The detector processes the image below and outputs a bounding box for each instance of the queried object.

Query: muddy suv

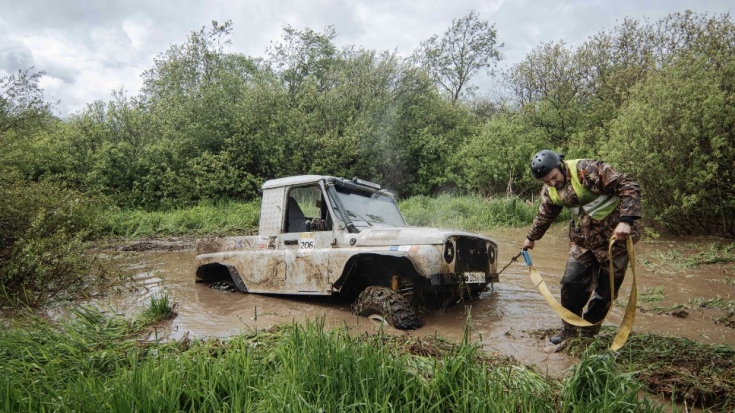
[195,175,499,329]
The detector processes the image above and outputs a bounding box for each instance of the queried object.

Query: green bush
[604,54,735,235]
[0,174,103,309]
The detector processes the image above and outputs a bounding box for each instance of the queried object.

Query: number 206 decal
[299,233,316,250]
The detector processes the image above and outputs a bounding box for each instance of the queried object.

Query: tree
[0,68,55,136]
[454,111,547,197]
[414,10,503,101]
[0,68,59,185]
[267,25,338,97]
[504,41,582,150]
[604,54,735,235]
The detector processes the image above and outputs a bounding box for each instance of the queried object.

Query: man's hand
[613,222,631,241]
[523,238,535,250]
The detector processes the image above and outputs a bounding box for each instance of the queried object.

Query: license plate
[463,272,486,284]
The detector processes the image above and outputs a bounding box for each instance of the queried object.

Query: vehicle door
[280,184,335,294]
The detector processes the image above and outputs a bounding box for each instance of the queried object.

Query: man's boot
[550,322,577,345]
[580,324,601,338]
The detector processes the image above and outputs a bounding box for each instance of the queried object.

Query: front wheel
[350,286,421,330]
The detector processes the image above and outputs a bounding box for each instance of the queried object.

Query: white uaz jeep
[195,175,499,329]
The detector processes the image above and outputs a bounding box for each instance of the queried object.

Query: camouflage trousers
[559,250,629,334]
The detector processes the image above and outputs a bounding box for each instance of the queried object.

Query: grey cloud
[0,40,35,72]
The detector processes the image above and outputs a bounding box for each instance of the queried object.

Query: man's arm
[524,186,563,249]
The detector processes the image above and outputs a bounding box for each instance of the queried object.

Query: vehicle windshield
[331,189,406,228]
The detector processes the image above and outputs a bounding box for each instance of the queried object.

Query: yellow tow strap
[529,236,637,351]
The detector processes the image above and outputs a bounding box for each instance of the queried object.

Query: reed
[140,293,177,323]
[2,307,677,413]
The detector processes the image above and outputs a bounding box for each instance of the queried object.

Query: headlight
[488,244,496,264]
[443,240,455,264]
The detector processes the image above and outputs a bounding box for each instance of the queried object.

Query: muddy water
[97,225,735,376]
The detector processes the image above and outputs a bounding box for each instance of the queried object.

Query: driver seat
[286,196,307,233]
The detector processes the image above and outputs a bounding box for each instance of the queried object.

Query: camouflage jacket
[527,159,642,262]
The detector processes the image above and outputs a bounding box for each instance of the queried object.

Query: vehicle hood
[352,226,495,247]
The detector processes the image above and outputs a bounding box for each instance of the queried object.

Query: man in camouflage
[522,150,642,344]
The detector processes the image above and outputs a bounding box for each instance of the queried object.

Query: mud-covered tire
[209,281,238,292]
[350,286,421,330]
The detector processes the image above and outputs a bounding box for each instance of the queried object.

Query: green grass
[647,241,735,269]
[639,286,665,304]
[685,241,735,267]
[1,307,690,413]
[140,293,177,323]
[398,194,566,231]
[95,195,557,240]
[564,329,735,411]
[690,296,735,312]
[562,345,657,412]
[97,200,261,238]
[619,285,665,308]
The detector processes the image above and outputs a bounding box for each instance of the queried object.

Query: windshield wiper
[365,213,396,226]
[346,210,373,226]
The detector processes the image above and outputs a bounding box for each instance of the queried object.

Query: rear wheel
[209,280,238,292]
[351,286,421,330]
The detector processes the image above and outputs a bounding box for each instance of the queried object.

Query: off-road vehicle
[195,175,499,329]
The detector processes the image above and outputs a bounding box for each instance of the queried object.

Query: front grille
[455,237,491,273]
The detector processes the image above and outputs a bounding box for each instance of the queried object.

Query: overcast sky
[1,0,732,118]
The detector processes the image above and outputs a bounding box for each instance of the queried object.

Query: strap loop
[529,236,637,351]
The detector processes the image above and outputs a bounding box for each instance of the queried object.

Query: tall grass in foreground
[563,345,659,412]
[565,329,735,411]
[1,307,683,413]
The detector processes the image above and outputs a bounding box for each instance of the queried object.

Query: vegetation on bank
[2,302,732,412]
[564,330,735,410]
[99,200,261,238]
[96,194,546,238]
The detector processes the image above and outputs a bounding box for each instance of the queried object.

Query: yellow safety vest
[548,159,620,221]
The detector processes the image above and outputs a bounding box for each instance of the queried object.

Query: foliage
[399,194,552,231]
[566,331,735,410]
[503,41,583,150]
[502,11,735,235]
[454,110,547,197]
[604,52,735,234]
[1,11,734,236]
[1,310,680,413]
[562,345,652,412]
[97,200,260,238]
[684,242,735,267]
[0,173,104,309]
[0,68,55,136]
[414,10,503,101]
[140,293,177,323]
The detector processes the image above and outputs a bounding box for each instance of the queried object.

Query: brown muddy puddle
[94,226,735,376]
